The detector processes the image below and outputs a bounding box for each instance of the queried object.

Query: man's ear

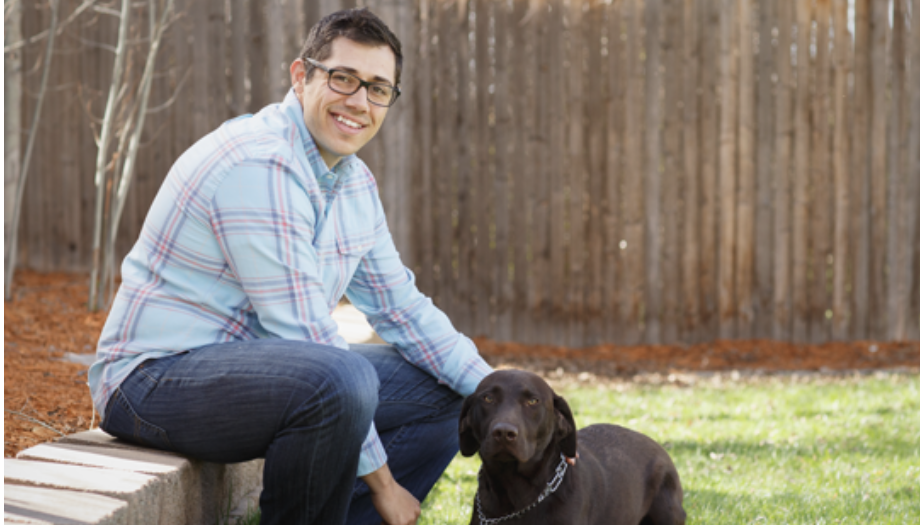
[553,393,577,458]
[458,395,480,457]
[290,59,306,95]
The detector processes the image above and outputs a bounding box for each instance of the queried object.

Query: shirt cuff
[441,335,494,396]
[357,422,388,477]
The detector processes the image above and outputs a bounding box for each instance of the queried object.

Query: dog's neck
[478,444,572,516]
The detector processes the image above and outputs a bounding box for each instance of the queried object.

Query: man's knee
[322,350,380,420]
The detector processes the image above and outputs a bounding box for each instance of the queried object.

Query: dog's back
[578,424,686,524]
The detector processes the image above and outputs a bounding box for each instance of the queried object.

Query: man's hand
[361,463,420,525]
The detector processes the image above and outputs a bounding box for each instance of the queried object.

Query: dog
[459,369,686,524]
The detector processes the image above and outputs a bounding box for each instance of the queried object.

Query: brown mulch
[5,270,919,459]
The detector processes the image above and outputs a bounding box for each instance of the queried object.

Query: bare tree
[4,0,59,300]
[88,0,176,311]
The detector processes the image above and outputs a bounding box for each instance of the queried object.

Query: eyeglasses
[305,58,400,108]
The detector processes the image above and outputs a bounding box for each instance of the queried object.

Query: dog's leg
[640,471,685,525]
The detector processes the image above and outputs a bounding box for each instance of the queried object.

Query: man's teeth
[335,115,362,129]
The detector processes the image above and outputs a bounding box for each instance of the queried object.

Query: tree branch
[4,0,96,54]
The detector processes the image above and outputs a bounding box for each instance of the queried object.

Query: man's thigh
[103,340,377,463]
[349,344,463,432]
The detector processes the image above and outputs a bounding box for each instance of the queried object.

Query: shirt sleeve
[210,161,388,476]
[345,193,494,399]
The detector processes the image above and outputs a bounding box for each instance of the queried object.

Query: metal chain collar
[475,454,569,525]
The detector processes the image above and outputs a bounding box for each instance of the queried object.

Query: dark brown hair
[300,8,403,86]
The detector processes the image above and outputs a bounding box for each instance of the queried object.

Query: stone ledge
[5,430,263,524]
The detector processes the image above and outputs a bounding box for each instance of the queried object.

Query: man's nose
[491,422,519,443]
[343,86,370,111]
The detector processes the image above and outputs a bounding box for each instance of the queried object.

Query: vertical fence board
[868,0,889,339]
[681,0,701,343]
[474,0,493,336]
[568,0,587,346]
[659,0,682,345]
[886,0,909,340]
[717,0,738,339]
[492,0,512,342]
[850,0,871,339]
[811,0,832,342]
[622,0,646,344]
[604,0,625,343]
[831,0,851,340]
[583,0,608,345]
[699,0,720,340]
[736,0,756,339]
[772,0,793,340]
[907,0,920,341]
[644,0,663,344]
[511,0,533,342]
[791,0,812,342]
[754,0,775,338]
[414,0,434,294]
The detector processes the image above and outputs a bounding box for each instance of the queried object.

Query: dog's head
[459,369,577,465]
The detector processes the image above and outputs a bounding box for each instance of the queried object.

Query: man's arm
[345,186,493,397]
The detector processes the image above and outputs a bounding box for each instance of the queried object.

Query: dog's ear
[458,394,480,456]
[553,394,578,458]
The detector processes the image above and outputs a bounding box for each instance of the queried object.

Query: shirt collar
[282,88,358,180]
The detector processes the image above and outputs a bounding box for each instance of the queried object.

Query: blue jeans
[100,341,463,524]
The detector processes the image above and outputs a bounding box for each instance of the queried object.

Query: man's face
[291,37,396,168]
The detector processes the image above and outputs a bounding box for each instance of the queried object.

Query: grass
[420,371,920,525]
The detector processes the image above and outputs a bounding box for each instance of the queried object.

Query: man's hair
[300,8,403,86]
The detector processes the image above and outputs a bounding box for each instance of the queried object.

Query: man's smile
[331,111,367,133]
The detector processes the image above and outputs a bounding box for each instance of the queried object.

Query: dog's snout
[491,422,519,443]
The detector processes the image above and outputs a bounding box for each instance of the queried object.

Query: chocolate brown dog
[459,369,685,524]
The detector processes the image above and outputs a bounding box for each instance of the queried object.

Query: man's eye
[332,73,354,85]
[371,85,389,96]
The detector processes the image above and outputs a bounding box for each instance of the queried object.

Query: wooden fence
[8,0,920,345]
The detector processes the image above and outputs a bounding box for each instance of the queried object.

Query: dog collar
[475,453,569,525]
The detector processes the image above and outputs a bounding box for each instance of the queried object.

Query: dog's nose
[491,423,519,442]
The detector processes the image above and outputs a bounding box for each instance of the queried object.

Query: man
[89,9,492,524]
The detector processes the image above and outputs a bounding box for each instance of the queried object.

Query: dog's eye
[483,394,494,404]
[526,398,540,406]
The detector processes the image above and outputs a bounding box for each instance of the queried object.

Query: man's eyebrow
[334,65,394,86]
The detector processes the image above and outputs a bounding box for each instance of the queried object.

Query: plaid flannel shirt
[89,89,492,476]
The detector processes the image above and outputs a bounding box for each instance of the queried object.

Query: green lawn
[420,372,920,525]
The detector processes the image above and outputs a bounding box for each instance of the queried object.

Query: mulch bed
[5,270,918,458]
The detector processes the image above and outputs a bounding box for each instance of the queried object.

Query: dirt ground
[5,270,919,459]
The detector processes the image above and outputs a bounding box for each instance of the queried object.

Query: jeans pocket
[102,387,174,451]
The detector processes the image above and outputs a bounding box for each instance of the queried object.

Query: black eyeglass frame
[304,57,401,108]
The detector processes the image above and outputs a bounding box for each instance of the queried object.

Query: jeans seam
[110,386,175,450]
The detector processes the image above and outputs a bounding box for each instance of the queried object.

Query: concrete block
[3,459,161,524]
[4,483,128,524]
[11,430,265,524]
[56,428,162,452]
[18,443,188,475]
[3,511,50,524]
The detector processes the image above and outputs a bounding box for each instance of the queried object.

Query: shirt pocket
[334,228,376,298]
